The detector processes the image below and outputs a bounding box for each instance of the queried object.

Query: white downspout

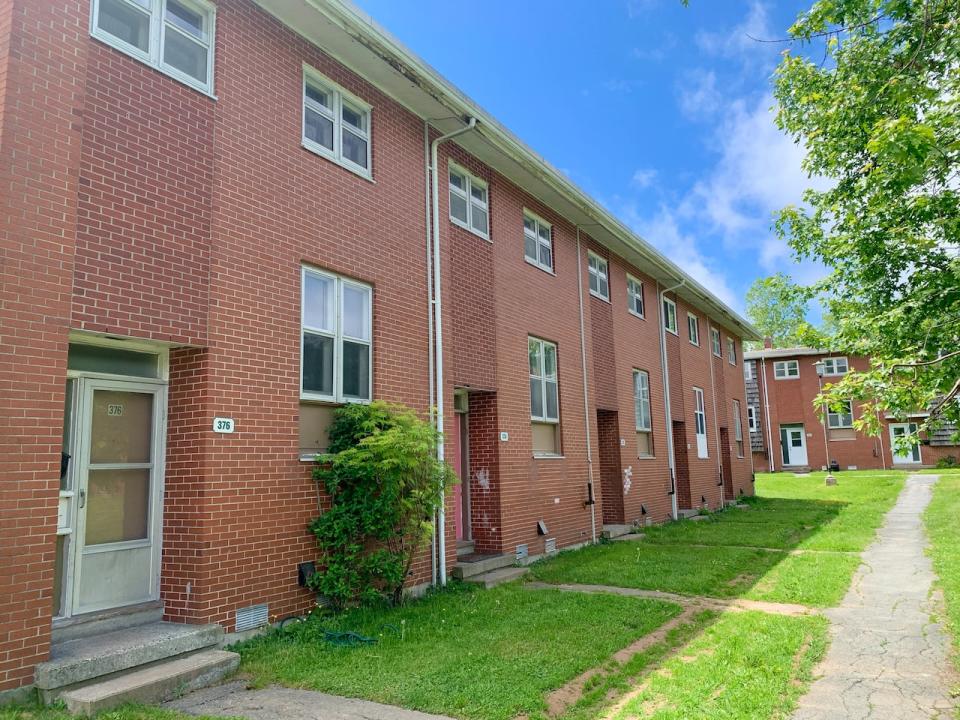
[877,409,888,470]
[424,120,437,586]
[761,356,776,472]
[707,324,723,508]
[430,117,477,586]
[658,278,685,520]
[575,228,597,543]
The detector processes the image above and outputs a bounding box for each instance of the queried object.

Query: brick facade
[0,0,756,692]
[747,349,959,472]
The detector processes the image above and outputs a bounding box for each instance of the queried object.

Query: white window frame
[587,251,609,301]
[529,337,559,424]
[733,399,744,457]
[302,65,373,180]
[663,297,678,335]
[747,405,758,432]
[687,313,700,346]
[774,360,800,379]
[744,361,753,381]
[90,0,216,96]
[827,400,855,429]
[626,275,645,318]
[711,327,721,356]
[823,357,849,376]
[523,210,553,273]
[633,370,652,432]
[727,337,737,365]
[694,387,708,458]
[448,162,490,240]
[300,266,373,404]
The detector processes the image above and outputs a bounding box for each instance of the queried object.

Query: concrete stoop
[601,524,632,539]
[611,532,646,542]
[452,553,514,580]
[36,620,237,715]
[463,566,529,589]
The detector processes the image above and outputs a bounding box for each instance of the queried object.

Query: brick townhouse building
[0,0,758,701]
[744,347,959,472]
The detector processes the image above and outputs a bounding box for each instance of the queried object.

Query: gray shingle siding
[745,360,765,452]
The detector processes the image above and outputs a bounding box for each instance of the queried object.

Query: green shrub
[935,455,958,469]
[309,402,453,609]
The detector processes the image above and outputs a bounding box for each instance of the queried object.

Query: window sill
[91,31,217,100]
[533,454,565,460]
[637,454,656,460]
[524,257,556,275]
[665,328,679,336]
[689,341,700,348]
[588,289,611,303]
[450,216,491,243]
[302,141,374,183]
[628,310,646,321]
[774,376,800,381]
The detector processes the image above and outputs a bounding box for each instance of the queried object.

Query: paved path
[792,474,956,720]
[166,680,457,720]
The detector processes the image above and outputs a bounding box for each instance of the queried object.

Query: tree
[309,402,452,608]
[744,273,816,349]
[771,0,960,442]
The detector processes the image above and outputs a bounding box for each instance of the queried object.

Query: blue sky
[353,0,823,315]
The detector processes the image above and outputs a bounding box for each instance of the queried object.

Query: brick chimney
[763,337,773,349]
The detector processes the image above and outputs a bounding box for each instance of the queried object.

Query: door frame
[889,422,922,464]
[58,337,169,620]
[779,424,808,467]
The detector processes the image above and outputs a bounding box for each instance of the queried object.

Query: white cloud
[631,168,657,189]
[626,0,660,19]
[677,69,722,119]
[695,1,774,61]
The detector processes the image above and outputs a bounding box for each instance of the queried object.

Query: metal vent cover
[516,544,529,561]
[544,538,557,555]
[235,603,269,633]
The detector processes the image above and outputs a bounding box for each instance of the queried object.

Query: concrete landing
[462,566,529,589]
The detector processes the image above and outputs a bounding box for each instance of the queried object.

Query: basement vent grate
[235,603,269,633]
[516,544,529,562]
[544,538,557,555]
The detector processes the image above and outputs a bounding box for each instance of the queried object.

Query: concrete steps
[611,532,646,542]
[453,553,514,580]
[456,540,475,557]
[52,601,163,643]
[601,524,632,539]
[463,566,529,589]
[58,649,239,716]
[37,619,237,713]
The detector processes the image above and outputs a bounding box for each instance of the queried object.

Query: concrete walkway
[792,474,956,720]
[166,680,456,720]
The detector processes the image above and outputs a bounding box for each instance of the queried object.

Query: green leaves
[309,401,452,609]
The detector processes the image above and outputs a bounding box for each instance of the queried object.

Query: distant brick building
[744,347,959,472]
[0,0,757,697]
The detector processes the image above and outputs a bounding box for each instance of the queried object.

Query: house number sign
[107,404,124,416]
[213,417,235,434]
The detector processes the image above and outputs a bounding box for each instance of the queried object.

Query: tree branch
[892,349,960,370]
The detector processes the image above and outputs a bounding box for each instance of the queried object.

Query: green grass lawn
[530,471,905,607]
[0,705,220,720]
[237,584,680,720]
[607,611,828,720]
[924,472,960,683]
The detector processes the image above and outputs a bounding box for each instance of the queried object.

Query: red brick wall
[718,329,753,498]
[467,391,502,554]
[0,0,87,693]
[597,410,624,524]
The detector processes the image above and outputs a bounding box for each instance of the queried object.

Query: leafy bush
[308,402,452,608]
[935,456,958,469]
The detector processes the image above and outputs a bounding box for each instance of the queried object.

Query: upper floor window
[744,361,753,382]
[747,405,758,432]
[774,360,799,379]
[711,327,721,356]
[523,211,553,272]
[587,252,609,300]
[626,275,645,318]
[92,0,216,94]
[663,297,678,335]
[301,266,372,403]
[823,357,849,376]
[827,400,854,429]
[687,313,700,346]
[303,67,372,178]
[727,337,737,365]
[449,164,489,239]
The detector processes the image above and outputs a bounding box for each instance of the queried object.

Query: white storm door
[782,426,808,466]
[890,423,921,464]
[72,378,166,614]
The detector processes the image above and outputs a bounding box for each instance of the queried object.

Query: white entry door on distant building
[779,424,808,467]
[889,423,922,464]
